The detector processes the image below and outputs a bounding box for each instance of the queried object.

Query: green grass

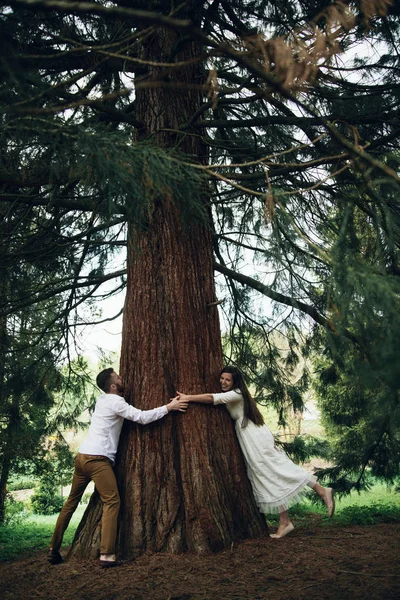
[0,505,86,561]
[267,482,400,527]
[331,482,400,508]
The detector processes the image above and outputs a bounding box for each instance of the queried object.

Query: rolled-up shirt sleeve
[110,397,168,424]
[212,390,243,405]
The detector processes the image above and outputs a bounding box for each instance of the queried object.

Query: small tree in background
[31,435,76,515]
[31,480,64,516]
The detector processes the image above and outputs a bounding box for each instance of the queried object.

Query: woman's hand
[167,396,189,412]
[175,391,190,402]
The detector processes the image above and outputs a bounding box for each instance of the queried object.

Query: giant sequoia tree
[1,0,400,557]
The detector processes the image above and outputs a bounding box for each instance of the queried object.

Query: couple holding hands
[48,366,334,568]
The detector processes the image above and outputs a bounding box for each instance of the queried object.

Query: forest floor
[1,520,399,600]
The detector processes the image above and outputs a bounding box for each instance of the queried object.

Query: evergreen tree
[0,201,92,522]
[1,0,399,555]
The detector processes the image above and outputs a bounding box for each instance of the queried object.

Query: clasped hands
[167,391,189,412]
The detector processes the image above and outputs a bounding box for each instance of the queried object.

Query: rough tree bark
[70,14,267,559]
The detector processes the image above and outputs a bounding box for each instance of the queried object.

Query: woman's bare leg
[312,482,335,517]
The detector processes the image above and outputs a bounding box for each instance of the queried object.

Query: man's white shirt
[79,393,168,462]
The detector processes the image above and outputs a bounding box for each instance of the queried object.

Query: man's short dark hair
[96,368,115,392]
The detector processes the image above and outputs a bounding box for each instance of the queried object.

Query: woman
[175,365,334,538]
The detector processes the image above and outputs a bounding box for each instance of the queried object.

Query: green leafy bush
[30,481,64,515]
[3,496,30,525]
[8,478,38,492]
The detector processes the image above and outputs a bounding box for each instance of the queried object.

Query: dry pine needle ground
[1,523,399,600]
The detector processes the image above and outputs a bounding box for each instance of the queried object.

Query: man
[48,368,188,568]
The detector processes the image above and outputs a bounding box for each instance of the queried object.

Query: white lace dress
[213,389,317,514]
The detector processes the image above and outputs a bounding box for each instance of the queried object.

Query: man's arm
[111,396,188,424]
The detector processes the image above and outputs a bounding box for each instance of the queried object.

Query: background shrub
[3,496,30,525]
[8,478,38,492]
[30,481,64,515]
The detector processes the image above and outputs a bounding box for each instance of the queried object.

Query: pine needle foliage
[2,119,207,226]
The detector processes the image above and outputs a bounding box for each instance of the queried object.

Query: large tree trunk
[70,14,267,559]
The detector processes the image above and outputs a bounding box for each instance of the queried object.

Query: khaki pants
[50,453,120,555]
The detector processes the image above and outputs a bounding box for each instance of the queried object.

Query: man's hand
[167,396,189,412]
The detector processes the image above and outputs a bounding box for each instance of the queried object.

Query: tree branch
[213,261,358,344]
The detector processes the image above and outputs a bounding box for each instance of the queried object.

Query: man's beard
[116,384,125,396]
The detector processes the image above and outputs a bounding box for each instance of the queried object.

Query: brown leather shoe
[47,549,63,565]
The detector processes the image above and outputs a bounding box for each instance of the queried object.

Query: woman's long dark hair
[220,366,264,428]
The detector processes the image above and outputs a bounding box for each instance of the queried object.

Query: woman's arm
[175,391,214,404]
